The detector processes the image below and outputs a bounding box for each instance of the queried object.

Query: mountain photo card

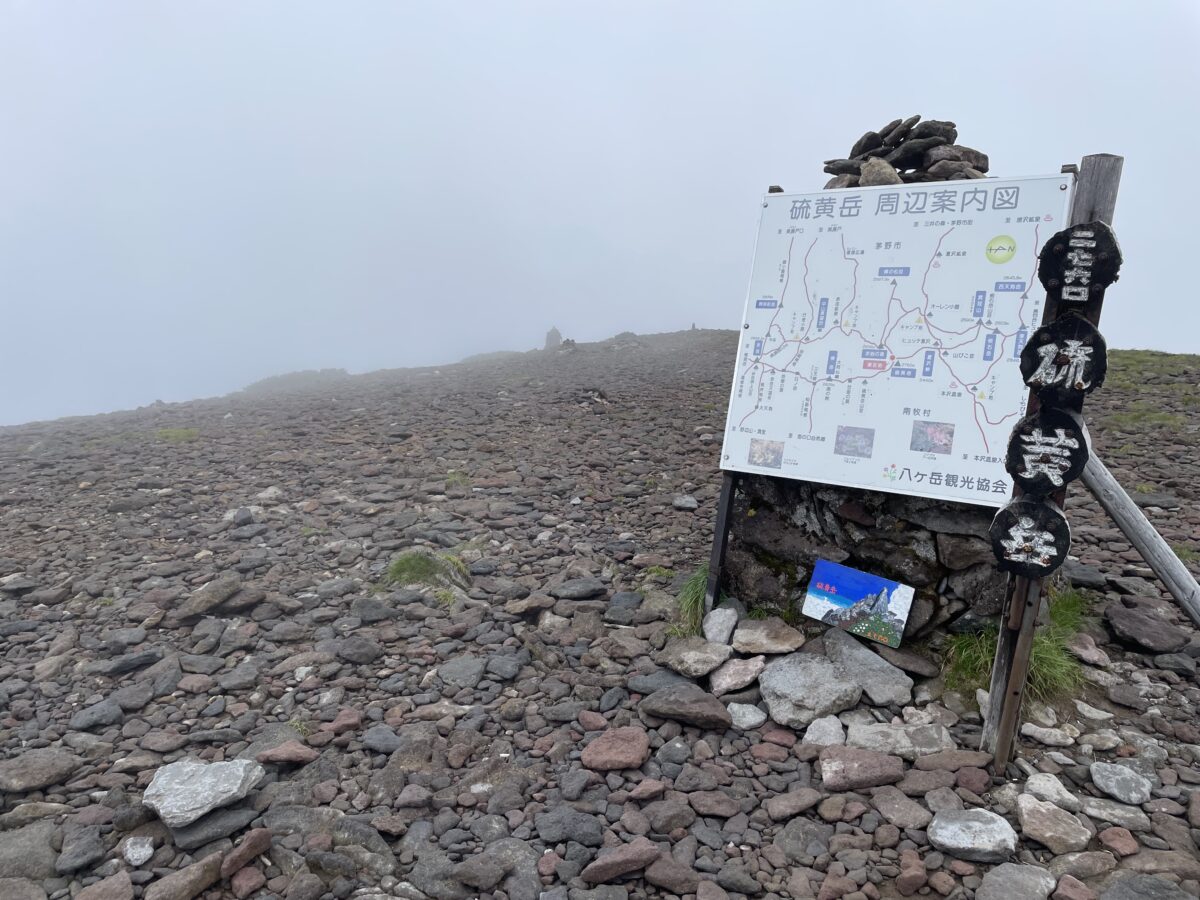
[802,559,914,648]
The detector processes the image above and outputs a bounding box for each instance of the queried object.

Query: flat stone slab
[142,758,265,828]
[731,617,806,655]
[927,809,1017,862]
[658,637,731,678]
[1091,761,1152,805]
[824,628,913,705]
[818,746,904,791]
[0,750,82,793]
[709,656,764,696]
[581,727,651,771]
[975,863,1055,900]
[639,684,731,730]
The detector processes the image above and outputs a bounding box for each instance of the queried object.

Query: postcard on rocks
[802,559,914,648]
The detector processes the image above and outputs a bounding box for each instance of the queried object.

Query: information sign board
[720,174,1074,507]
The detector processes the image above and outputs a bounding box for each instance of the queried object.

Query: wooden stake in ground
[982,154,1124,768]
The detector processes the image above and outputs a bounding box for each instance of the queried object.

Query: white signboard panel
[720,174,1074,507]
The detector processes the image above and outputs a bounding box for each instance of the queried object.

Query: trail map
[720,174,1074,507]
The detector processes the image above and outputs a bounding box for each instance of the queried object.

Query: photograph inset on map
[911,420,955,455]
[747,438,784,469]
[834,426,875,459]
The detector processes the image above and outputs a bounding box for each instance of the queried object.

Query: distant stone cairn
[544,326,562,350]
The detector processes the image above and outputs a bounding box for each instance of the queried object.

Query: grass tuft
[385,551,449,586]
[943,584,1091,705]
[445,471,471,488]
[671,564,708,637]
[156,427,199,443]
[642,565,675,580]
[1172,543,1197,564]
[383,549,470,592]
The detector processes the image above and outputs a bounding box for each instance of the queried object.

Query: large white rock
[143,758,265,828]
[658,636,731,678]
[1079,796,1150,832]
[1090,761,1152,805]
[1019,722,1078,746]
[727,703,768,730]
[1016,794,1091,854]
[758,653,861,728]
[702,607,739,645]
[1023,772,1082,812]
[803,715,846,747]
[709,656,765,696]
[823,629,913,706]
[927,809,1018,863]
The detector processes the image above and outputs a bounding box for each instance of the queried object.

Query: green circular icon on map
[986,235,1017,264]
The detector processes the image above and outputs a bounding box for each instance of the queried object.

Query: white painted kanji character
[1030,340,1093,390]
[1018,427,1080,487]
[1000,515,1057,567]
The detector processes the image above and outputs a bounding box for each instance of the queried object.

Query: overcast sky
[1,2,1197,426]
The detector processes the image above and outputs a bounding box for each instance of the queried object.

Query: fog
[1,1,1197,426]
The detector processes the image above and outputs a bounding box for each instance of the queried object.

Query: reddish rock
[897,848,927,896]
[256,741,320,765]
[1053,874,1096,900]
[646,856,701,894]
[578,710,607,731]
[765,788,822,821]
[817,872,858,900]
[928,871,956,896]
[371,815,408,836]
[177,674,213,694]
[689,791,740,817]
[221,828,273,879]
[581,727,650,771]
[762,726,797,747]
[1099,826,1139,857]
[321,708,361,734]
[143,853,222,900]
[956,766,991,794]
[231,866,266,899]
[913,749,992,772]
[874,823,901,848]
[537,851,561,876]
[818,746,905,790]
[897,769,956,795]
[628,779,666,801]
[751,742,789,762]
[580,836,660,882]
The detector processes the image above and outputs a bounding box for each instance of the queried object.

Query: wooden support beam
[1081,454,1200,627]
[983,577,1042,766]
[705,472,738,612]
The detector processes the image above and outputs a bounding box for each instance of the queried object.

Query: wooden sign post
[981,154,1124,767]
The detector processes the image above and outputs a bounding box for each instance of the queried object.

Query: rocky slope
[0,330,1196,900]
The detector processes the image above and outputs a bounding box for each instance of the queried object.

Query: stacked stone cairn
[822,115,990,189]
